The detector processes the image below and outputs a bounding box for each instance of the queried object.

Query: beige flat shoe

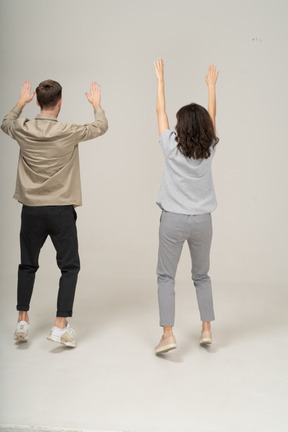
[200,329,212,345]
[155,334,177,354]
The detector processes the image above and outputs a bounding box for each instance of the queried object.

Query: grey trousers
[157,211,215,326]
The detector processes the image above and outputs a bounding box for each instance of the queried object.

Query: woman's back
[157,129,217,215]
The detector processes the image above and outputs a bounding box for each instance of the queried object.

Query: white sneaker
[47,321,77,348]
[14,320,29,342]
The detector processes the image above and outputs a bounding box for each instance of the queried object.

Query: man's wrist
[16,101,25,109]
[92,103,101,109]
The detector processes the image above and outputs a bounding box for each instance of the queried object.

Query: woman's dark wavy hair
[175,103,219,159]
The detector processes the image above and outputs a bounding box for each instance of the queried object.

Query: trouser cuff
[56,311,72,318]
[17,306,30,311]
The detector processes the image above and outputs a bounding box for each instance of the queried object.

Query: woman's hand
[154,57,165,82]
[205,65,219,87]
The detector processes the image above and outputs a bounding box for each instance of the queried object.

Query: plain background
[1,0,288,290]
[0,0,287,286]
[0,1,287,431]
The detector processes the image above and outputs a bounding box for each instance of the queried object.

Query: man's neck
[41,108,59,117]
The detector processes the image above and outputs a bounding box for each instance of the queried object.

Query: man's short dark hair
[36,80,62,109]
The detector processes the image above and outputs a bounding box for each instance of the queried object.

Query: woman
[154,58,219,354]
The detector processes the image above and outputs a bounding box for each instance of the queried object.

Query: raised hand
[205,65,219,87]
[85,82,101,109]
[154,57,169,134]
[205,65,219,131]
[154,57,165,82]
[17,81,35,109]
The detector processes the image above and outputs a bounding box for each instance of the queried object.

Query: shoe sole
[47,335,76,348]
[61,340,77,348]
[155,343,177,354]
[200,338,212,345]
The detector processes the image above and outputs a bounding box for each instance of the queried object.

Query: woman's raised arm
[154,57,170,136]
[205,64,219,131]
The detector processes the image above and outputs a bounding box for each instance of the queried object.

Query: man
[1,79,108,348]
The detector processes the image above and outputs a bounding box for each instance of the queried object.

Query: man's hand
[154,57,165,82]
[85,82,101,109]
[205,65,219,87]
[17,81,35,109]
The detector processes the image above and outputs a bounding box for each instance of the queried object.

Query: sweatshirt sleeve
[1,105,23,139]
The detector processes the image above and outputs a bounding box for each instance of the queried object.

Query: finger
[28,92,35,102]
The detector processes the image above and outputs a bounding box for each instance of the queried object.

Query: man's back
[1,103,108,206]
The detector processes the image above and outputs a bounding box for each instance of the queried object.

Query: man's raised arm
[1,80,35,137]
[79,81,108,141]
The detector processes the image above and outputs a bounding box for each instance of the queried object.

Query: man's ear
[58,99,62,108]
[36,98,40,107]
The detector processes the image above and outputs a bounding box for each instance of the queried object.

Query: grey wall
[1,0,287,289]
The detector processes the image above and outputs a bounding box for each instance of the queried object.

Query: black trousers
[17,205,80,317]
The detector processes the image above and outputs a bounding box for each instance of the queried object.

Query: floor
[0,271,287,432]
